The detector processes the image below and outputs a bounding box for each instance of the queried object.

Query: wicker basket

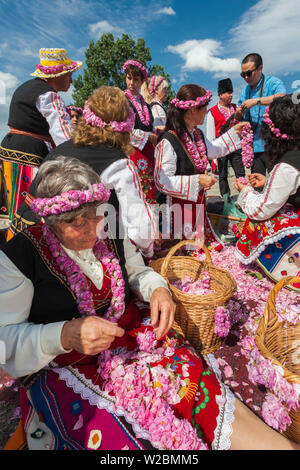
[255,276,300,444]
[150,240,237,355]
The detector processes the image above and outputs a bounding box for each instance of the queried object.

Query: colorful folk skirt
[19,306,235,451]
[235,205,300,290]
[129,141,156,204]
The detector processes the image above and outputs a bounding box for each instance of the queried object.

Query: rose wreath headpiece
[122,59,148,80]
[82,101,135,133]
[30,183,111,217]
[263,106,296,140]
[149,76,165,97]
[171,90,212,109]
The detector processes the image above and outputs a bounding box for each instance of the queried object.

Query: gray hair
[35,156,102,229]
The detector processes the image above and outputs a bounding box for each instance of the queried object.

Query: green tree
[72,33,175,107]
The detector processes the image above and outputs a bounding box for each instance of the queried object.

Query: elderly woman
[141,75,169,133]
[0,157,299,451]
[234,94,300,289]
[12,86,157,258]
[154,84,247,247]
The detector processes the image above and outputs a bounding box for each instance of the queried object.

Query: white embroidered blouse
[237,162,300,221]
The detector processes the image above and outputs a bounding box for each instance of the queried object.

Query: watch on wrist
[256,98,261,106]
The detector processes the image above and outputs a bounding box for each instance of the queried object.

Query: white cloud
[167,39,240,76]
[89,20,124,38]
[0,72,19,104]
[157,7,175,15]
[229,0,300,75]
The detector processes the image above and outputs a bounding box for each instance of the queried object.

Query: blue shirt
[238,75,286,153]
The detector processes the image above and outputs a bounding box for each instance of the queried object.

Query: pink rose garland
[181,128,209,173]
[124,89,151,126]
[241,123,254,168]
[42,224,125,321]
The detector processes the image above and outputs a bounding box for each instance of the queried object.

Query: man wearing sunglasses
[236,53,286,176]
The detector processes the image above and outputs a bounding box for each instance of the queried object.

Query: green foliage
[72,33,175,107]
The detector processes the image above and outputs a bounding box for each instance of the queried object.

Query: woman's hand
[233,178,248,192]
[198,171,218,190]
[233,121,249,135]
[61,316,125,355]
[150,287,176,340]
[248,173,267,188]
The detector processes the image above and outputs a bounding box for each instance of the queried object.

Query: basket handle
[160,239,212,278]
[263,275,300,325]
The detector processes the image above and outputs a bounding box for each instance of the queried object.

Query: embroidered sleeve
[0,251,69,377]
[100,159,157,257]
[154,139,199,202]
[204,127,241,159]
[206,111,216,141]
[130,128,149,150]
[151,104,167,129]
[36,91,73,146]
[124,238,169,302]
[237,163,300,220]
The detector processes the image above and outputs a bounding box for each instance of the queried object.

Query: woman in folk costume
[234,95,300,290]
[0,48,81,239]
[123,60,158,204]
[14,86,157,258]
[141,75,169,133]
[1,157,299,451]
[154,84,247,248]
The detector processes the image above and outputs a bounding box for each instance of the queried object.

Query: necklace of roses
[42,224,125,322]
[181,128,209,173]
[124,89,151,126]
[218,103,235,122]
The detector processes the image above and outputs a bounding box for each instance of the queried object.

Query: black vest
[1,226,130,325]
[279,150,300,208]
[127,100,153,132]
[12,140,128,232]
[160,130,208,176]
[8,78,56,135]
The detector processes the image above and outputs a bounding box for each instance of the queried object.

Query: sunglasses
[240,66,259,79]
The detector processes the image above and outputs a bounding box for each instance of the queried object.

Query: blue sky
[1,0,300,139]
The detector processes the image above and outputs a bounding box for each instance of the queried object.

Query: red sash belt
[9,127,55,148]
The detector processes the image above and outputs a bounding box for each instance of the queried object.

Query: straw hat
[31,48,82,79]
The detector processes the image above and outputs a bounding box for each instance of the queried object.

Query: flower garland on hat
[263,106,296,140]
[124,89,151,126]
[30,183,111,217]
[171,91,212,110]
[82,101,135,133]
[181,128,209,173]
[123,60,148,80]
[42,223,125,321]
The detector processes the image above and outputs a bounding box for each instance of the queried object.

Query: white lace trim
[52,366,152,442]
[235,227,300,265]
[205,353,236,451]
